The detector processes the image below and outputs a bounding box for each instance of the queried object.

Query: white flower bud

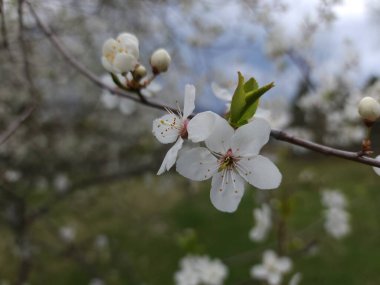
[134,65,147,78]
[150,48,171,73]
[358,96,380,122]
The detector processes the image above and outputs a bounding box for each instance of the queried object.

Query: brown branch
[26,2,380,169]
[0,104,36,145]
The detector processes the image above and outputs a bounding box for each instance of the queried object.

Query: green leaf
[236,82,275,126]
[229,72,246,124]
[243,77,258,93]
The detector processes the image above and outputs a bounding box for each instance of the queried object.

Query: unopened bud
[358,96,380,122]
[134,65,147,80]
[150,48,171,74]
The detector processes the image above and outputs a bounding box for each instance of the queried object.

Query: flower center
[218,149,236,171]
[180,119,189,139]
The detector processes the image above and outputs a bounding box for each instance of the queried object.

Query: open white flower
[324,207,351,239]
[321,189,347,209]
[174,255,228,285]
[101,32,139,74]
[249,204,272,242]
[176,115,282,213]
[250,250,292,285]
[152,85,218,175]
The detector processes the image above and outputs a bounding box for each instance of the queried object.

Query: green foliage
[228,72,274,128]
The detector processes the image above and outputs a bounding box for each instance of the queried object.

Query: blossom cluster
[152,85,282,212]
[249,203,272,242]
[174,255,228,285]
[321,189,351,239]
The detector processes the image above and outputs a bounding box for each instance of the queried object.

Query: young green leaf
[229,72,246,124]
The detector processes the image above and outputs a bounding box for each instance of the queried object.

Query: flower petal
[183,84,196,118]
[267,272,282,285]
[372,155,380,176]
[210,170,245,213]
[101,56,114,73]
[119,99,137,115]
[263,250,277,267]
[113,52,137,73]
[211,82,232,101]
[231,117,271,156]
[176,147,218,181]
[250,265,268,279]
[101,92,119,109]
[152,114,181,144]
[157,138,183,175]
[187,111,218,143]
[205,115,234,153]
[276,257,292,273]
[237,155,282,189]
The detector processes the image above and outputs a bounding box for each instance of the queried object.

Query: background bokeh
[1,0,380,284]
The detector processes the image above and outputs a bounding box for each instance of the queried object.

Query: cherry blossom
[152,85,218,175]
[250,250,292,285]
[176,115,282,212]
[249,204,272,242]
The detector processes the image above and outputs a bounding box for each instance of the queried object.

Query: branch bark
[26,2,380,168]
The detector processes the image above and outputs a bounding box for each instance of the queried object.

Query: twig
[26,2,380,168]
[0,104,36,145]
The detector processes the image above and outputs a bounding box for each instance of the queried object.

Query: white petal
[210,170,245,213]
[102,38,119,56]
[231,117,271,156]
[372,155,380,176]
[211,82,233,101]
[187,111,218,143]
[263,250,277,266]
[157,138,183,175]
[176,147,218,181]
[250,265,268,279]
[289,273,302,285]
[101,56,114,73]
[267,272,282,285]
[276,257,292,273]
[113,52,137,73]
[117,32,139,46]
[205,115,234,153]
[183,84,196,118]
[237,155,282,189]
[152,114,181,144]
[119,99,137,115]
[101,92,119,109]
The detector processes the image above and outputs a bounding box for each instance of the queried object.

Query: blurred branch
[27,161,160,223]
[0,103,36,145]
[0,0,10,51]
[27,2,380,168]
[18,0,38,100]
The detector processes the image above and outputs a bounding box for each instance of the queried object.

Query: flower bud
[150,48,171,73]
[134,65,147,79]
[358,96,380,122]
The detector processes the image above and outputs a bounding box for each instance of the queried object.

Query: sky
[164,0,380,111]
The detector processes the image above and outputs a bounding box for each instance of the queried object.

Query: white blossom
[174,255,228,285]
[250,250,292,285]
[89,278,105,285]
[321,189,351,239]
[152,85,218,175]
[249,204,272,242]
[176,115,281,213]
[101,32,139,74]
[54,174,70,193]
[4,170,21,182]
[289,272,302,285]
[358,96,380,121]
[150,48,171,73]
[100,74,137,115]
[59,226,76,243]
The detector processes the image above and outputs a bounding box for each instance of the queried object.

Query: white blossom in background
[250,250,292,285]
[152,85,219,175]
[289,272,302,285]
[177,116,281,213]
[211,82,232,111]
[89,278,105,285]
[321,189,350,239]
[249,204,272,242]
[4,170,22,182]
[174,255,228,285]
[94,234,109,249]
[101,32,139,74]
[100,74,137,115]
[53,173,71,193]
[59,226,76,243]
[298,169,315,183]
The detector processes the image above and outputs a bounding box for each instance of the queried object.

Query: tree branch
[26,2,380,168]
